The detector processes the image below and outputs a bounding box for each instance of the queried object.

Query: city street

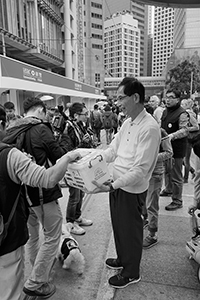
[23,133,200,300]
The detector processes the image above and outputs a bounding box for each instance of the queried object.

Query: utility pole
[190,71,193,97]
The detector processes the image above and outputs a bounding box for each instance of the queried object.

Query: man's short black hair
[118,77,145,103]
[4,101,15,110]
[94,104,98,109]
[0,105,6,129]
[23,97,46,114]
[69,102,84,118]
[166,88,181,99]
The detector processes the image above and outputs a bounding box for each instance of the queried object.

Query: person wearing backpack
[3,98,71,298]
[0,104,80,300]
[90,104,102,145]
[102,105,114,145]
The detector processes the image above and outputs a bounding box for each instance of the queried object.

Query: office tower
[104,11,140,78]
[147,6,154,76]
[83,0,104,89]
[105,0,148,76]
[152,6,174,77]
[174,8,200,49]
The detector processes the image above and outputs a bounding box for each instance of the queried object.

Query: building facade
[174,8,200,49]
[0,0,106,112]
[104,12,140,78]
[83,0,104,90]
[152,6,174,77]
[104,0,148,76]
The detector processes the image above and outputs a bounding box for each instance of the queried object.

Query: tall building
[104,11,140,78]
[104,0,148,76]
[152,7,174,77]
[83,0,104,89]
[174,8,200,49]
[147,6,154,76]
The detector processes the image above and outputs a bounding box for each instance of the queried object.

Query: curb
[96,233,116,300]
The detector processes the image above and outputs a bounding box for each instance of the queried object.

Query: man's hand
[84,180,111,194]
[66,150,81,163]
[167,133,174,141]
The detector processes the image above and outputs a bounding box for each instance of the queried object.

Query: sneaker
[160,190,172,197]
[70,223,86,235]
[143,235,158,249]
[108,273,141,289]
[23,283,56,298]
[143,219,149,229]
[75,217,93,226]
[105,258,123,270]
[165,202,183,211]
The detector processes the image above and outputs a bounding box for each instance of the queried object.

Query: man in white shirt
[88,77,160,289]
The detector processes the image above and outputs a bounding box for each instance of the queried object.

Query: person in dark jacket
[0,104,80,300]
[3,98,71,298]
[160,88,189,210]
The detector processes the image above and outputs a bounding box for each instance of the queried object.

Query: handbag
[0,186,21,247]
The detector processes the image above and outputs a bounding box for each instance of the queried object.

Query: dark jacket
[0,145,29,256]
[64,118,94,150]
[3,117,70,206]
[161,105,187,158]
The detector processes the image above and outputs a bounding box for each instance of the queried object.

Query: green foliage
[165,60,200,98]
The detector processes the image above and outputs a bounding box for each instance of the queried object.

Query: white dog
[57,223,85,275]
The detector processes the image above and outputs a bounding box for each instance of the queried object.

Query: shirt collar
[130,109,146,125]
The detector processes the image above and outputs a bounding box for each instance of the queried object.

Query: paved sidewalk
[96,179,200,300]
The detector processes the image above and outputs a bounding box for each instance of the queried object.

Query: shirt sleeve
[173,112,189,140]
[7,148,50,188]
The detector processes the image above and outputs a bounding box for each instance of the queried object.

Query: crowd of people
[1,79,200,298]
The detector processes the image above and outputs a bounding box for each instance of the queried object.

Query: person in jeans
[86,77,160,289]
[0,104,80,300]
[160,88,189,210]
[181,98,199,183]
[143,128,173,248]
[3,98,70,298]
[64,102,93,235]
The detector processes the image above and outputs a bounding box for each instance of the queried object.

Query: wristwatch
[107,181,115,192]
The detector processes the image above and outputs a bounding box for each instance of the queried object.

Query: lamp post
[190,71,193,97]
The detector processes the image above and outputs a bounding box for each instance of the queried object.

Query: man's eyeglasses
[116,95,128,101]
[78,112,88,116]
[165,96,178,100]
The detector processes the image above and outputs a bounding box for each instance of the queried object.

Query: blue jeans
[66,186,84,223]
[164,157,183,205]
[143,174,163,233]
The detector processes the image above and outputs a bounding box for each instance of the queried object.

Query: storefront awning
[0,55,106,100]
[138,0,200,7]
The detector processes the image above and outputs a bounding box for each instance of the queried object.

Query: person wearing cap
[0,104,80,299]
[3,97,71,298]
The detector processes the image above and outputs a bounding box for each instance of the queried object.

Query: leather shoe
[165,202,183,211]
[160,190,172,197]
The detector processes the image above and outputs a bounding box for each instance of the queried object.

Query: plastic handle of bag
[88,154,103,168]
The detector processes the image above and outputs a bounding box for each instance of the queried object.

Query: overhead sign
[0,55,106,99]
[138,0,200,8]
